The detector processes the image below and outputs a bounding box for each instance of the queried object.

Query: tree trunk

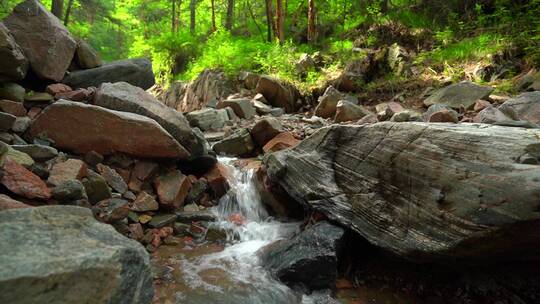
[190,0,196,34]
[264,0,274,42]
[172,0,176,32]
[63,0,74,26]
[275,0,284,43]
[51,0,64,20]
[307,0,316,43]
[211,0,216,32]
[225,0,234,30]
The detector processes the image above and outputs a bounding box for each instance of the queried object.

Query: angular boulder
[75,39,102,69]
[261,221,345,290]
[3,0,76,81]
[1,158,51,200]
[334,100,371,123]
[28,100,189,159]
[217,99,256,119]
[63,58,155,90]
[423,81,494,109]
[185,108,229,131]
[212,128,255,157]
[94,82,200,156]
[0,22,28,82]
[315,86,358,119]
[154,170,191,210]
[498,91,540,124]
[256,76,301,113]
[265,122,540,262]
[179,69,234,112]
[0,206,153,303]
[473,106,513,124]
[250,118,283,148]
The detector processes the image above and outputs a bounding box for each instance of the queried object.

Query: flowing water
[153,157,315,303]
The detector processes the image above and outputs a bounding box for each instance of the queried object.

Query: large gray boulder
[63,58,155,90]
[94,82,202,156]
[423,81,494,109]
[185,107,229,131]
[499,91,540,124]
[265,122,540,262]
[3,0,76,81]
[0,206,153,304]
[0,22,28,82]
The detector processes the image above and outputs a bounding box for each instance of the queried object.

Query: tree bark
[211,0,216,32]
[51,0,64,20]
[307,0,316,43]
[275,0,284,43]
[172,0,176,32]
[264,0,274,42]
[63,0,74,26]
[190,0,196,34]
[225,0,234,30]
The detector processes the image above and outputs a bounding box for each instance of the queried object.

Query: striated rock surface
[0,206,153,304]
[0,22,28,82]
[423,81,494,109]
[28,100,189,159]
[265,122,540,262]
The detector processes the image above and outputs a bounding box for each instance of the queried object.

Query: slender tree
[264,0,274,42]
[63,0,74,26]
[211,0,216,32]
[307,0,316,43]
[275,0,284,43]
[51,0,64,20]
[225,0,234,30]
[172,0,176,32]
[189,0,196,33]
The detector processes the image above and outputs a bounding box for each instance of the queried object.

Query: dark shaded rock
[178,154,217,176]
[0,112,16,131]
[251,118,283,148]
[148,213,178,228]
[0,99,26,117]
[185,107,229,131]
[0,206,153,304]
[175,210,217,223]
[94,82,200,156]
[217,99,256,119]
[261,221,345,290]
[423,81,494,109]
[3,0,76,81]
[185,179,209,205]
[63,58,155,90]
[52,180,88,203]
[75,39,102,69]
[0,22,28,82]
[28,100,189,158]
[212,128,255,157]
[256,76,301,113]
[11,144,58,161]
[265,122,540,262]
[96,164,128,194]
[92,198,129,223]
[82,170,112,205]
[0,82,24,102]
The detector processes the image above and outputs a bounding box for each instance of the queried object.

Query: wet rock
[131,191,159,212]
[334,100,371,123]
[148,213,178,228]
[176,210,217,223]
[185,107,229,131]
[92,198,130,223]
[0,194,31,210]
[154,170,191,209]
[94,82,199,156]
[52,180,88,203]
[263,132,300,153]
[265,122,540,261]
[63,58,155,90]
[96,164,128,194]
[213,128,255,157]
[498,91,540,124]
[185,179,209,205]
[47,159,87,187]
[0,22,28,82]
[0,112,16,131]
[423,81,494,109]
[473,106,513,124]
[28,100,189,158]
[1,158,51,200]
[11,144,58,161]
[0,206,153,303]
[0,82,25,102]
[82,170,112,205]
[204,163,229,198]
[261,221,345,290]
[315,86,357,119]
[3,0,76,81]
[0,99,26,117]
[217,99,256,119]
[178,154,217,176]
[75,39,102,69]
[251,118,283,148]
[11,116,31,133]
[256,76,301,113]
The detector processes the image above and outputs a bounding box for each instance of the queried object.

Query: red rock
[46,83,72,95]
[131,191,159,212]
[159,227,174,238]
[428,109,459,123]
[203,163,229,198]
[27,100,190,159]
[55,88,91,101]
[385,101,405,116]
[27,107,42,119]
[154,170,191,209]
[0,99,26,116]
[473,99,492,112]
[151,232,162,248]
[262,132,301,153]
[48,159,87,186]
[0,194,32,210]
[0,158,51,200]
[228,213,246,226]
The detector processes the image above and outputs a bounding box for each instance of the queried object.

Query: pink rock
[1,158,51,200]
